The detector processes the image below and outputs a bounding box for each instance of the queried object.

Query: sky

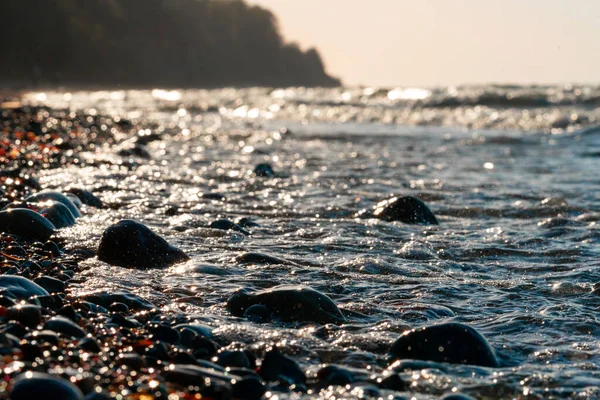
[248,0,600,87]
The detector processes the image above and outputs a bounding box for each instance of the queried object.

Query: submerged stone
[209,219,250,235]
[97,219,189,269]
[11,372,84,400]
[366,196,438,225]
[0,208,55,242]
[254,163,275,177]
[39,201,77,228]
[26,191,82,218]
[0,275,50,301]
[236,252,286,265]
[389,322,499,367]
[227,285,346,324]
[81,290,156,310]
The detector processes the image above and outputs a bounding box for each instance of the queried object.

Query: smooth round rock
[34,276,67,294]
[370,196,438,225]
[64,187,103,208]
[0,275,50,300]
[11,372,84,400]
[389,322,499,367]
[209,219,250,235]
[227,285,346,325]
[7,304,43,327]
[236,252,285,265]
[259,348,306,389]
[440,394,477,400]
[0,209,55,242]
[26,191,82,218]
[97,219,189,269]
[39,201,77,228]
[44,316,86,338]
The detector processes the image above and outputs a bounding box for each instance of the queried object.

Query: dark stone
[11,372,85,400]
[216,350,251,369]
[81,290,156,310]
[0,275,49,300]
[209,219,250,235]
[43,241,62,257]
[150,323,180,344]
[367,196,438,225]
[57,305,80,322]
[145,342,170,362]
[107,314,140,329]
[0,295,16,307]
[78,337,102,353]
[317,365,355,387]
[232,377,266,400]
[97,220,189,269]
[236,252,285,265]
[227,285,346,325]
[243,304,271,323]
[378,373,407,391]
[389,322,499,367]
[259,348,306,390]
[34,276,67,294]
[26,191,82,218]
[44,316,86,338]
[64,188,103,208]
[7,304,42,327]
[117,353,146,370]
[20,342,44,361]
[24,330,60,345]
[4,245,26,257]
[118,144,151,159]
[109,302,129,313]
[0,209,55,242]
[65,194,83,209]
[236,217,260,228]
[39,201,77,228]
[161,364,236,389]
[254,163,275,177]
[174,323,213,339]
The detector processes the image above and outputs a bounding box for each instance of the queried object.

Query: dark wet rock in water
[378,373,407,391]
[259,348,306,390]
[65,187,103,208]
[363,196,439,225]
[236,252,286,265]
[11,372,84,400]
[316,365,355,387]
[174,323,213,339]
[209,219,250,235]
[26,191,82,218]
[39,201,77,228]
[389,322,499,367]
[81,290,156,311]
[216,350,252,369]
[0,275,49,300]
[65,193,83,209]
[44,316,86,338]
[254,163,275,177]
[97,219,189,269]
[227,285,346,325]
[0,208,55,242]
[162,364,236,391]
[244,304,271,323]
[236,217,260,228]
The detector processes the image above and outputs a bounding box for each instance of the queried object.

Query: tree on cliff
[0,0,340,88]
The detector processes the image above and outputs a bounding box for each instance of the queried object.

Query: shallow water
[22,86,600,399]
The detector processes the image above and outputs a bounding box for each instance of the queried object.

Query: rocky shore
[0,101,489,400]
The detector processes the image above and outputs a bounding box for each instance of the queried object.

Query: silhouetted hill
[0,0,340,89]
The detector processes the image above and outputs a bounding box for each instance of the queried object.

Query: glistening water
[23,85,600,399]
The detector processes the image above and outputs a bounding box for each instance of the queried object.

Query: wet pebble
[0,208,55,242]
[65,187,103,208]
[0,275,50,300]
[362,196,439,224]
[389,322,499,367]
[6,304,43,327]
[254,163,275,177]
[259,348,306,391]
[11,372,84,400]
[39,201,77,228]
[44,316,86,338]
[26,191,82,218]
[97,219,189,269]
[209,219,250,235]
[227,285,346,324]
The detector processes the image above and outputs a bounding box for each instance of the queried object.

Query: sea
[21,84,600,399]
